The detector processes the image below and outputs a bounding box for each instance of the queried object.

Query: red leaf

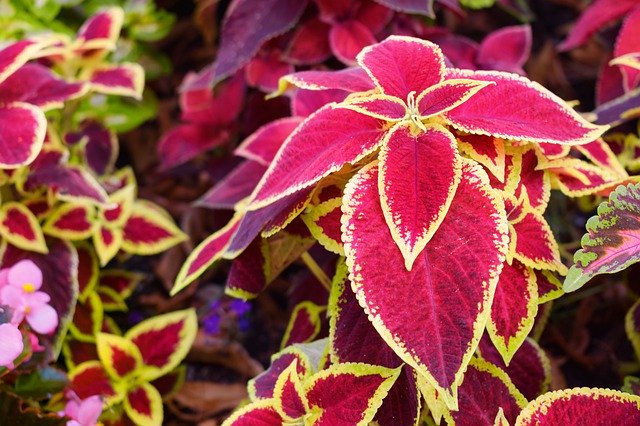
[248,104,386,209]
[558,0,636,51]
[0,63,86,110]
[342,159,508,407]
[444,69,607,145]
[126,309,197,379]
[66,121,118,175]
[158,124,230,170]
[25,164,109,204]
[443,358,526,425]
[249,349,312,400]
[487,261,538,363]
[68,361,118,401]
[329,20,377,65]
[0,103,46,168]
[226,239,268,299]
[357,36,444,99]
[516,388,640,425]
[304,363,400,426]
[328,262,420,426]
[477,25,531,74]
[378,124,461,269]
[235,117,303,166]
[0,40,43,84]
[285,19,332,65]
[76,7,124,50]
[1,239,78,361]
[280,67,374,93]
[479,336,551,401]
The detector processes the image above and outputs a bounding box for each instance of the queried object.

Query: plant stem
[300,251,332,291]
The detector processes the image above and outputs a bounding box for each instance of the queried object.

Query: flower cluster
[0,260,57,369]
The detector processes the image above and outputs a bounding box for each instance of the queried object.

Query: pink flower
[0,322,24,369]
[62,392,103,426]
[0,260,58,334]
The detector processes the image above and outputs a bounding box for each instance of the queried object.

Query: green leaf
[459,0,496,9]
[14,367,68,400]
[564,183,640,292]
[75,91,157,133]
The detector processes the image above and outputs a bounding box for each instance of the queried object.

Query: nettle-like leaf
[564,183,640,292]
[247,103,387,210]
[443,357,527,425]
[99,269,143,302]
[303,362,400,425]
[593,86,640,127]
[197,160,268,210]
[124,382,164,426]
[43,203,96,241]
[0,41,48,169]
[87,63,145,100]
[275,67,375,95]
[248,347,313,401]
[377,124,462,270]
[93,226,123,266]
[76,244,99,300]
[457,133,506,184]
[235,116,304,166]
[121,201,186,255]
[96,332,143,382]
[328,259,421,426]
[272,361,308,420]
[62,339,99,370]
[172,216,241,295]
[342,159,508,409]
[302,197,344,255]
[24,159,109,205]
[515,388,640,425]
[74,6,124,52]
[0,201,47,253]
[443,69,607,145]
[69,292,103,343]
[479,336,552,401]
[68,360,122,404]
[0,63,87,111]
[125,309,197,381]
[487,260,538,364]
[281,301,326,349]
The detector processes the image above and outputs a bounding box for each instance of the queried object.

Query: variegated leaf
[342,159,508,408]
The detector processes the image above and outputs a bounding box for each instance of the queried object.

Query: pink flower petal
[0,285,27,323]
[76,395,103,425]
[8,259,42,289]
[27,303,58,334]
[0,323,23,367]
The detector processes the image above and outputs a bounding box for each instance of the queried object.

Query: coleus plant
[0,5,189,426]
[67,309,197,425]
[173,34,617,417]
